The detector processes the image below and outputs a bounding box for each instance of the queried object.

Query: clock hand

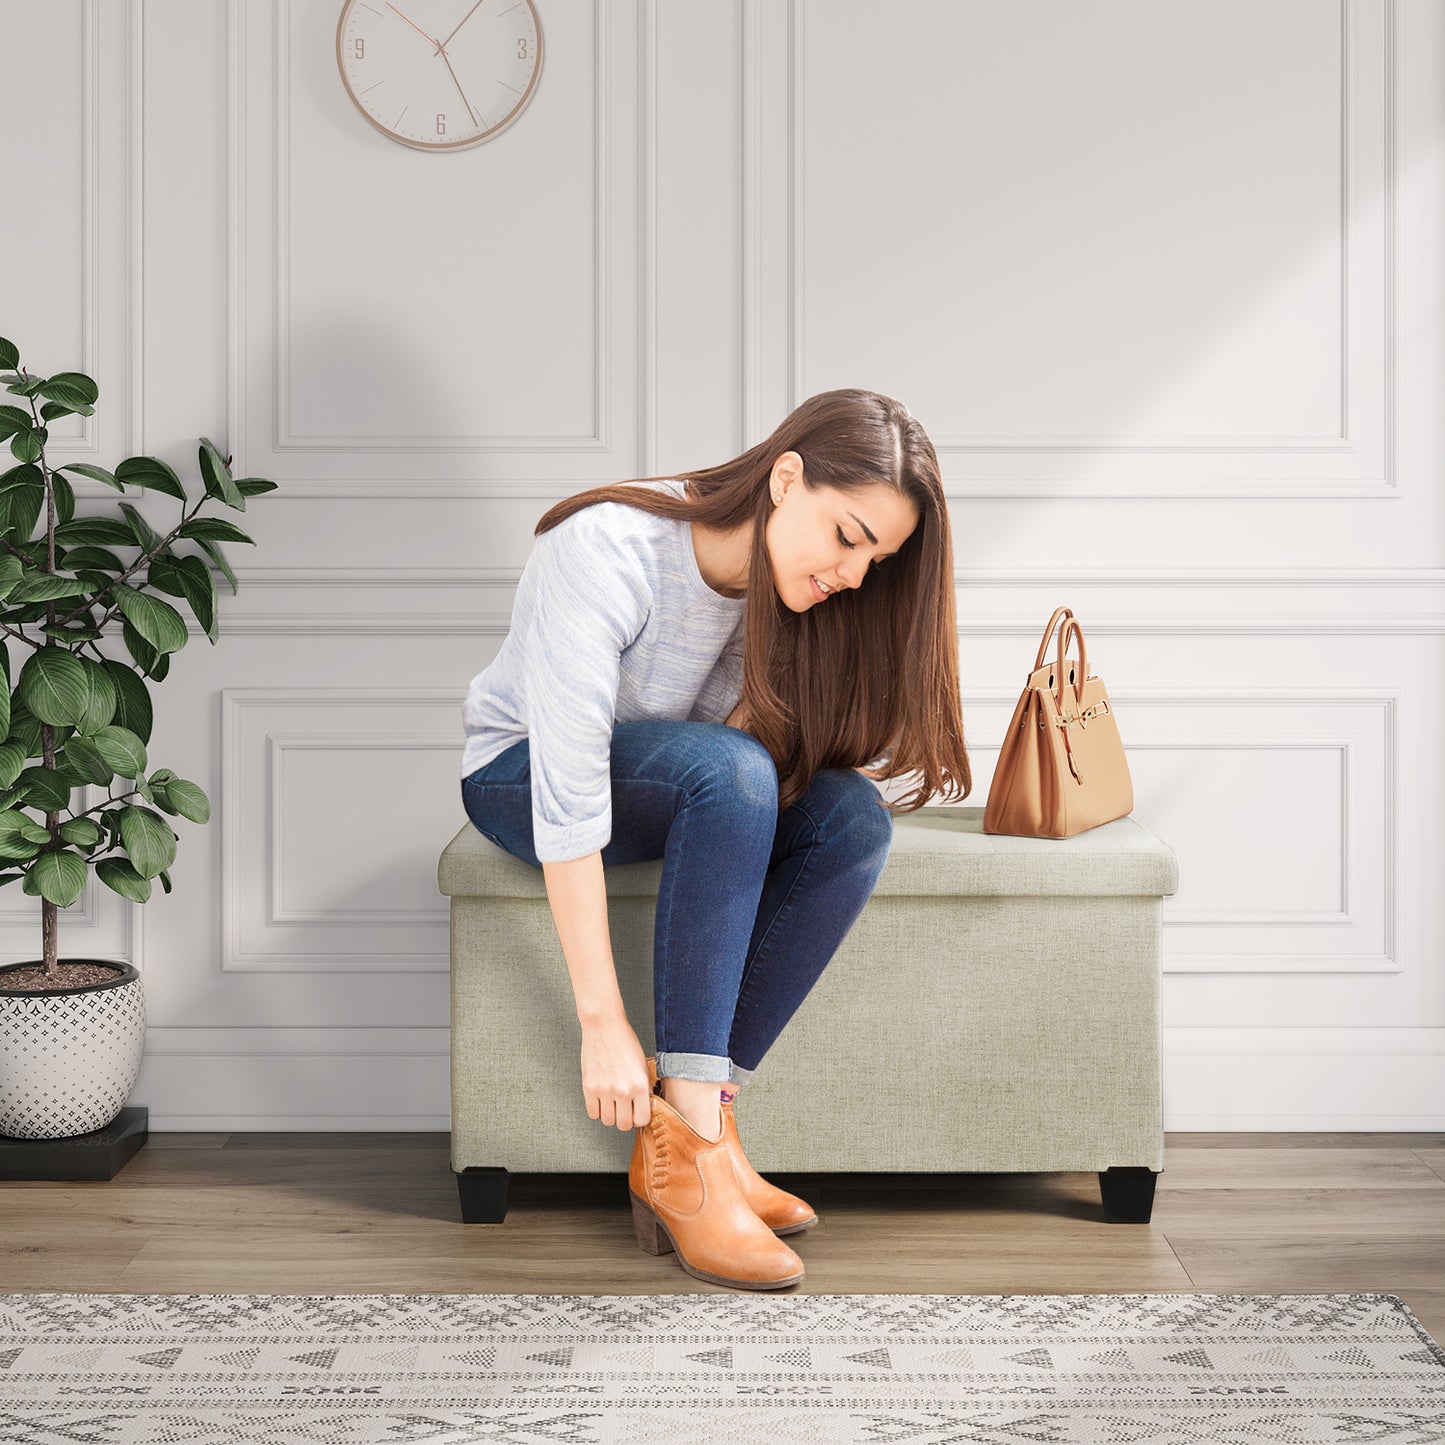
[386,1,449,56]
[439,0,489,54]
[440,47,484,130]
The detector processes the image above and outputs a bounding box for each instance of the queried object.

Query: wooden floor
[4,1131,1443,1345]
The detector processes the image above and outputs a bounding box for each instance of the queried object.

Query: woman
[459,387,971,1290]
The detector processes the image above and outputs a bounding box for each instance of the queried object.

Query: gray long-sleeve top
[460,479,747,862]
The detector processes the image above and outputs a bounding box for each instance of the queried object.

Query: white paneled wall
[1,0,1441,1129]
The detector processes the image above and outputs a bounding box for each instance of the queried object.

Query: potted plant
[0,333,274,1164]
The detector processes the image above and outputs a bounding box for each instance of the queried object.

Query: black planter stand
[0,1105,148,1181]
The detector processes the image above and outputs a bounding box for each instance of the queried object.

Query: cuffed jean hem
[656,1051,741,1085]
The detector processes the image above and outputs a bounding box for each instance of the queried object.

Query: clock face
[336,0,543,151]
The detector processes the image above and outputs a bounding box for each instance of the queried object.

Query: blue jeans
[460,720,894,1087]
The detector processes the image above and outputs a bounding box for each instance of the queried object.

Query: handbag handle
[1031,606,1075,671]
[1053,615,1088,714]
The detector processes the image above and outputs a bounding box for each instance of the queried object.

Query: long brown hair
[534,388,971,815]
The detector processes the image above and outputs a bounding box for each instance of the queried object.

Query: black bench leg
[1098,1166,1158,1223]
[457,1166,510,1223]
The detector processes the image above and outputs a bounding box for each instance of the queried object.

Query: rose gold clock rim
[333,0,544,152]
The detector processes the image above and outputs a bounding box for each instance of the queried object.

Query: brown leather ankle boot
[719,1086,818,1235]
[628,1060,804,1290]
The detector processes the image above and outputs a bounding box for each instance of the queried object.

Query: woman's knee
[817,768,895,857]
[681,723,779,814]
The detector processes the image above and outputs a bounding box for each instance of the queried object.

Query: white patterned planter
[0,961,146,1139]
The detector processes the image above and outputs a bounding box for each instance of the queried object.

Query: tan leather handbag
[983,606,1133,838]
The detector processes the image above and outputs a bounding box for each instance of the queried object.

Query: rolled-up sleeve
[516,522,650,862]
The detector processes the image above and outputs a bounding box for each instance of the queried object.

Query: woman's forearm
[541,850,627,1026]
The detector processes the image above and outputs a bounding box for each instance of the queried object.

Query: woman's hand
[579,1015,652,1130]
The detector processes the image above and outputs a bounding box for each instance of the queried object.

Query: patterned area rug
[0,1291,1442,1444]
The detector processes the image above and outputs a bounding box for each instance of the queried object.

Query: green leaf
[37,372,98,409]
[0,742,24,789]
[164,778,210,824]
[58,734,112,785]
[17,816,52,844]
[96,855,152,902]
[5,375,47,399]
[118,501,164,552]
[40,399,94,422]
[235,477,278,497]
[0,405,32,441]
[145,554,189,598]
[6,703,42,755]
[118,804,175,878]
[177,517,255,545]
[14,764,73,811]
[114,455,186,501]
[157,867,171,894]
[49,469,75,527]
[0,480,44,543]
[134,777,155,805]
[59,816,105,847]
[170,554,217,642]
[9,429,41,464]
[198,437,243,510]
[111,583,188,654]
[75,657,118,733]
[39,619,105,644]
[26,849,87,907]
[53,516,135,547]
[56,462,123,491]
[18,649,90,726]
[102,659,152,745]
[197,537,238,595]
[0,461,44,490]
[0,338,17,369]
[56,544,126,573]
[0,823,39,861]
[6,573,89,603]
[120,615,159,676]
[92,724,147,779]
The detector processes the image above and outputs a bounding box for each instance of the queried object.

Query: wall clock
[336,0,543,151]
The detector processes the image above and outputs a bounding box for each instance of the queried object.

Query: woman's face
[765,451,921,612]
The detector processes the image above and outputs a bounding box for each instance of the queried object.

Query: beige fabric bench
[438,803,1178,1226]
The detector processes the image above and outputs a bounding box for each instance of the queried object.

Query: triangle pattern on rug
[1324,1346,1376,1368]
[52,1347,107,1370]
[605,1345,654,1367]
[1084,1347,1135,1370]
[1163,1347,1215,1369]
[1243,1347,1298,1368]
[767,1346,812,1368]
[525,1346,573,1368]
[448,1348,497,1368]
[129,1348,183,1370]
[366,1346,420,1369]
[926,1347,975,1368]
[843,1347,891,1369]
[0,1347,23,1370]
[211,1348,261,1369]
[287,1348,341,1370]
[1003,1347,1053,1369]
[685,1346,733,1369]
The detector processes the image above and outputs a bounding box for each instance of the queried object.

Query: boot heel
[630,1194,673,1256]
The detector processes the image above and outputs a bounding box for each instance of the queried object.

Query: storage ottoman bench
[437,803,1178,1226]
